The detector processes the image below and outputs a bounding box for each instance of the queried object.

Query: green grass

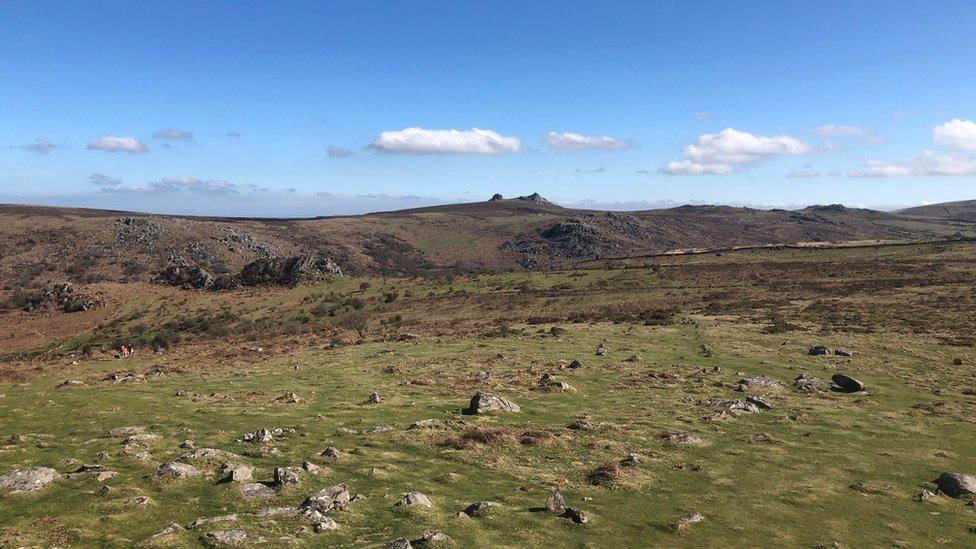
[2,316,975,547]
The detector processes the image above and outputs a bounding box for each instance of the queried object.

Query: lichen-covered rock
[0,467,59,493]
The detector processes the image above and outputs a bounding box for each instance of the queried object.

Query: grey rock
[146,522,183,544]
[831,374,865,392]
[736,375,781,392]
[546,489,566,514]
[394,491,433,509]
[239,482,275,500]
[0,467,59,493]
[274,466,302,487]
[674,512,704,531]
[154,462,201,479]
[466,392,520,414]
[300,483,351,514]
[834,347,855,357]
[189,514,239,529]
[793,374,826,392]
[808,345,830,356]
[563,507,588,524]
[461,500,497,517]
[387,538,412,549]
[204,529,267,547]
[934,472,976,498]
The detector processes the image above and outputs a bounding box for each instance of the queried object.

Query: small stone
[302,461,322,474]
[126,495,153,506]
[224,464,253,482]
[205,530,267,547]
[674,512,704,531]
[321,447,341,460]
[915,489,938,502]
[314,517,339,532]
[462,500,496,517]
[833,347,855,357]
[365,392,382,404]
[387,538,412,549]
[808,345,830,356]
[595,345,607,356]
[188,514,238,529]
[395,491,433,509]
[421,530,451,543]
[146,522,183,544]
[567,359,583,369]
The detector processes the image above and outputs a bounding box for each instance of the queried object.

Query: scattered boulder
[274,466,302,487]
[126,495,153,506]
[657,432,703,445]
[387,538,412,549]
[204,530,267,547]
[300,483,351,514]
[831,374,865,393]
[834,347,855,357]
[57,379,86,388]
[365,392,382,405]
[562,507,588,524]
[595,345,607,357]
[546,489,566,514]
[155,462,201,479]
[466,392,520,414]
[793,374,826,392]
[239,482,275,500]
[567,359,583,369]
[736,375,781,392]
[181,448,244,462]
[673,512,704,532]
[421,530,452,544]
[461,500,497,517]
[237,429,273,444]
[394,492,433,509]
[934,472,976,498]
[107,426,145,437]
[915,489,938,502]
[0,467,59,493]
[146,522,183,545]
[223,464,253,482]
[808,345,830,356]
[321,447,341,460]
[188,514,239,529]
[489,193,504,201]
[538,372,573,391]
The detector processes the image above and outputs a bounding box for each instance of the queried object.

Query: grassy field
[2,243,976,547]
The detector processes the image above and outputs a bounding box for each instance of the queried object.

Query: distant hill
[2,195,975,287]
[897,200,976,221]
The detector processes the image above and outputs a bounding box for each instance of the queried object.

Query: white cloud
[683,128,810,164]
[327,146,354,158]
[661,128,810,175]
[152,129,194,141]
[89,173,122,187]
[933,118,976,151]
[848,151,976,177]
[369,127,522,155]
[87,136,148,153]
[660,160,734,175]
[813,125,870,137]
[846,118,976,177]
[17,138,66,154]
[545,131,635,151]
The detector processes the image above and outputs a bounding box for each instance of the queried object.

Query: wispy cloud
[786,165,822,179]
[327,146,355,158]
[16,138,67,155]
[545,131,635,151]
[661,128,811,175]
[88,173,122,187]
[87,136,148,153]
[369,127,522,155]
[152,129,194,141]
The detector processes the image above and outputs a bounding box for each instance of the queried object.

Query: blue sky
[2,1,976,216]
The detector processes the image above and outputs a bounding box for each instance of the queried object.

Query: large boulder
[394,491,433,509]
[466,392,520,414]
[831,374,865,392]
[934,472,976,498]
[0,467,59,494]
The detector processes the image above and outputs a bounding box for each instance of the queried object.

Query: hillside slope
[2,196,974,287]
